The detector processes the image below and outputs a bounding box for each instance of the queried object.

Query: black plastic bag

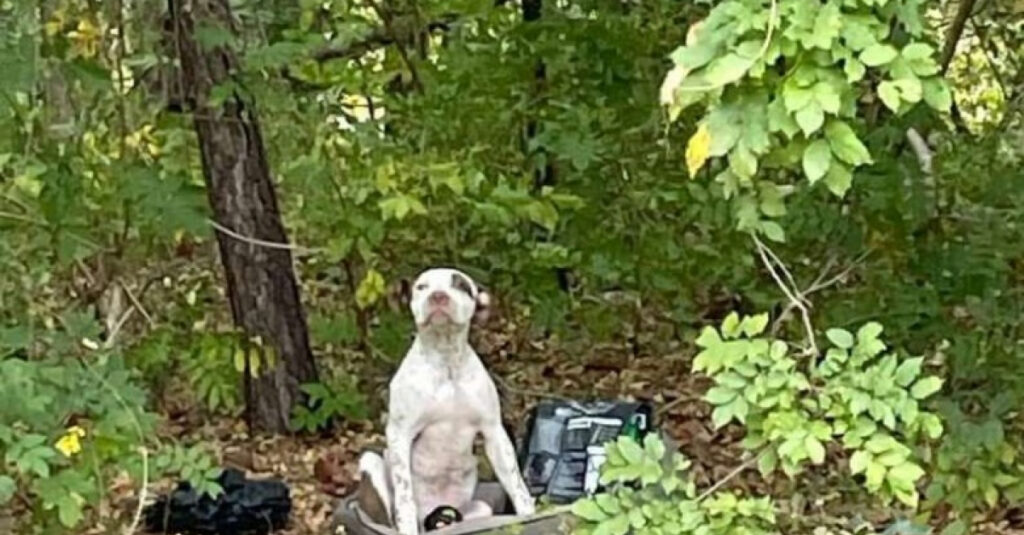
[143,468,291,534]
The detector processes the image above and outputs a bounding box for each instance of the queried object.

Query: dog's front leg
[386,420,419,535]
[483,422,536,515]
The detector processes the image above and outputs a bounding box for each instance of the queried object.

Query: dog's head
[408,267,490,332]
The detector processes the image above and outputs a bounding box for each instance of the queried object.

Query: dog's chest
[410,380,486,475]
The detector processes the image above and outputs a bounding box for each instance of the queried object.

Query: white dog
[356,268,535,534]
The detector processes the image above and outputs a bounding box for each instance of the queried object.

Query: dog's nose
[428,291,449,306]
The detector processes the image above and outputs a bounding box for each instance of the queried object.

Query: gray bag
[329,482,572,535]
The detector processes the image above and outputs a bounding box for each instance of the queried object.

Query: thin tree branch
[770,250,872,336]
[312,29,394,62]
[752,236,818,356]
[311,15,457,63]
[206,218,323,255]
[940,0,978,74]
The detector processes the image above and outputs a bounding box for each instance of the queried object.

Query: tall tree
[167,0,318,432]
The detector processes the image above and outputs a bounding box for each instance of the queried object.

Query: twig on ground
[121,281,155,328]
[103,307,136,349]
[752,236,818,356]
[695,451,761,502]
[654,393,692,417]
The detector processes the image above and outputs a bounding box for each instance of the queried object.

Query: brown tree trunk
[168,0,318,433]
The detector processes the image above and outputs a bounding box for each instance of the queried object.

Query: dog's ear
[473,288,492,324]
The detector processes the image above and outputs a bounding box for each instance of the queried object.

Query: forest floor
[132,317,1022,535]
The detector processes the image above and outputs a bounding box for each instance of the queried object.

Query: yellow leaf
[686,123,712,178]
[355,269,386,309]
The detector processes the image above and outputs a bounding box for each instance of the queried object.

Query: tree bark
[167,0,318,433]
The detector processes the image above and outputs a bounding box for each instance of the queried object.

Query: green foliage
[571,435,776,535]
[695,313,943,508]
[153,443,224,498]
[925,402,1024,517]
[290,375,369,432]
[183,332,245,415]
[661,0,950,237]
[0,315,218,530]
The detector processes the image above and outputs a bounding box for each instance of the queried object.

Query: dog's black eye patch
[450,274,474,297]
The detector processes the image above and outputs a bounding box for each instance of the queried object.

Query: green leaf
[795,102,825,136]
[728,147,758,179]
[878,81,902,112]
[711,404,735,429]
[595,493,622,515]
[57,495,84,528]
[860,44,898,67]
[941,520,968,535]
[643,434,666,462]
[761,221,786,243]
[826,328,854,349]
[888,462,926,486]
[921,414,944,439]
[901,43,934,61]
[740,313,769,337]
[758,450,778,477]
[722,312,742,337]
[893,357,923,387]
[813,82,841,114]
[618,437,644,465]
[824,121,872,166]
[704,54,751,86]
[804,435,826,464]
[857,322,884,342]
[923,78,952,111]
[845,59,867,82]
[823,163,853,197]
[783,85,813,113]
[902,43,939,76]
[865,461,887,489]
[0,475,15,505]
[573,498,609,522]
[705,386,737,405]
[802,139,832,183]
[910,377,943,399]
[717,372,748,389]
[893,77,923,103]
[695,326,722,348]
[593,513,630,535]
[849,450,871,475]
[767,98,800,138]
